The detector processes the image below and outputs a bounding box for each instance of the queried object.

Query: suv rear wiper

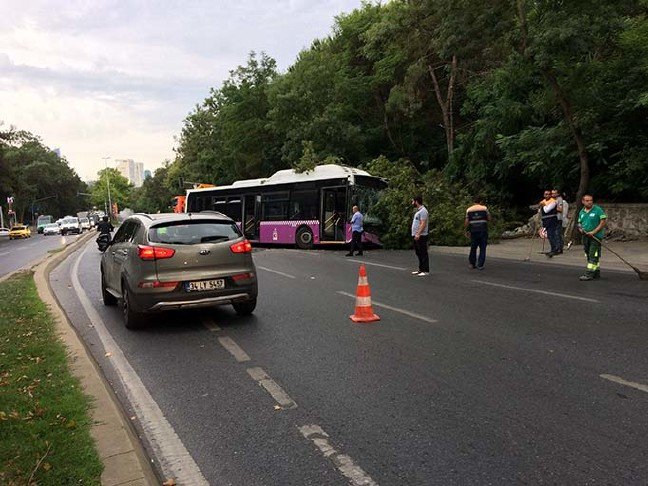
[200,235,230,243]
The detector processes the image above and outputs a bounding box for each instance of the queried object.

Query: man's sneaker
[469,264,476,270]
[412,270,421,275]
[546,252,555,258]
[477,266,484,270]
[555,250,563,255]
[579,274,594,281]
[417,272,429,277]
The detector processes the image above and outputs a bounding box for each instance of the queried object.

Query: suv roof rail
[133,213,153,220]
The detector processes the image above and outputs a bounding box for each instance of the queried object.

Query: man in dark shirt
[96,216,114,236]
[465,196,491,270]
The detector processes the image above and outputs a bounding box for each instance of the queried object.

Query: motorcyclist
[96,216,114,236]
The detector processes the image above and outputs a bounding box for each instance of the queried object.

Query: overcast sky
[0,0,364,181]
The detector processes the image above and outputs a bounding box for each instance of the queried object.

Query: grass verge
[0,272,102,485]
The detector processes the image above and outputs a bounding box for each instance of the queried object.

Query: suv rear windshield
[148,220,241,245]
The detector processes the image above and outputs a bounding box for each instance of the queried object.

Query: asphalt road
[0,231,83,278]
[51,242,648,485]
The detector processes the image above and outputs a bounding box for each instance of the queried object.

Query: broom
[590,235,648,280]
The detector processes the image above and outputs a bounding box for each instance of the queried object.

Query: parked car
[59,217,81,235]
[100,212,258,329]
[43,223,61,236]
[0,227,9,238]
[79,217,91,231]
[9,225,31,239]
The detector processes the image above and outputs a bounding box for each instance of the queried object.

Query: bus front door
[244,195,260,240]
[321,187,347,242]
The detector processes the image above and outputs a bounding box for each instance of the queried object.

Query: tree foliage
[169,1,648,246]
[90,168,132,213]
[0,126,86,223]
[130,164,176,213]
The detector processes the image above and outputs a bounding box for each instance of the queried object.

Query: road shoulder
[33,233,158,486]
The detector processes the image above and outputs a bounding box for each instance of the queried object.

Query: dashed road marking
[299,424,377,486]
[257,266,296,279]
[71,244,208,485]
[600,374,648,394]
[218,336,251,362]
[347,259,405,271]
[472,280,599,303]
[337,291,437,323]
[202,318,222,332]
[0,251,12,256]
[247,367,297,409]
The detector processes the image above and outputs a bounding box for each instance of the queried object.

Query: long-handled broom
[590,235,648,280]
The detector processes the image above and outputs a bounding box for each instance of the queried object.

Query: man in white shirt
[411,196,429,276]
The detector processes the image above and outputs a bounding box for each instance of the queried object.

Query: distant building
[53,148,61,157]
[115,159,145,187]
[144,170,152,180]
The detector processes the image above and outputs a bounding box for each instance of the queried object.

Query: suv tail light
[138,245,175,261]
[230,239,252,254]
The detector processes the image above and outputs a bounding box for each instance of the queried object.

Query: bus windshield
[352,176,387,227]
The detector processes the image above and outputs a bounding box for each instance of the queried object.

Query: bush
[364,156,504,248]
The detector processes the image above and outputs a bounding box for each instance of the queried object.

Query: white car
[43,223,61,235]
[0,227,9,238]
[79,217,91,231]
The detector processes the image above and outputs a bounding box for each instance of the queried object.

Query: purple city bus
[185,164,387,249]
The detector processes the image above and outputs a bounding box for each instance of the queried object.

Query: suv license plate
[185,279,225,292]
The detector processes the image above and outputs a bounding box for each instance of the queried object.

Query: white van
[60,217,81,235]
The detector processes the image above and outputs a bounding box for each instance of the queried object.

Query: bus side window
[262,192,289,221]
[290,190,318,220]
[224,198,242,221]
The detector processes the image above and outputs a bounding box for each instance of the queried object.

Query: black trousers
[349,231,363,254]
[413,235,429,272]
[544,218,560,253]
[469,231,488,267]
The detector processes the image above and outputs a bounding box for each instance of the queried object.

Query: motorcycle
[97,233,111,252]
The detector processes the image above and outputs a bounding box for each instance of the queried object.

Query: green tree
[90,168,132,213]
[130,164,176,213]
[0,125,86,222]
[175,52,280,185]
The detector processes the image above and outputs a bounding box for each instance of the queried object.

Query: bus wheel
[296,227,314,250]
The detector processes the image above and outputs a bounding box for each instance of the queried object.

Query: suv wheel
[296,227,314,250]
[232,298,257,316]
[101,271,117,306]
[121,282,144,329]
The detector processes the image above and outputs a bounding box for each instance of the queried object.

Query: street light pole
[102,156,113,220]
[30,195,57,228]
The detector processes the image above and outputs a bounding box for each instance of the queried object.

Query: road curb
[31,233,159,486]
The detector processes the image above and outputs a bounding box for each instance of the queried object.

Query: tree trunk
[543,69,590,242]
[428,54,457,163]
[516,0,528,53]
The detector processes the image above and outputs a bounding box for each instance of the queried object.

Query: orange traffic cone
[349,264,380,323]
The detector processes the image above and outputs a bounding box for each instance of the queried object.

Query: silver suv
[101,212,258,329]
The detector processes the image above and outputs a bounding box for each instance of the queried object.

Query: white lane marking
[347,259,405,271]
[600,374,648,394]
[299,424,377,486]
[471,280,599,303]
[0,251,12,256]
[337,291,437,323]
[202,318,222,332]
[257,266,296,279]
[247,367,297,409]
[218,336,251,362]
[71,244,208,485]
